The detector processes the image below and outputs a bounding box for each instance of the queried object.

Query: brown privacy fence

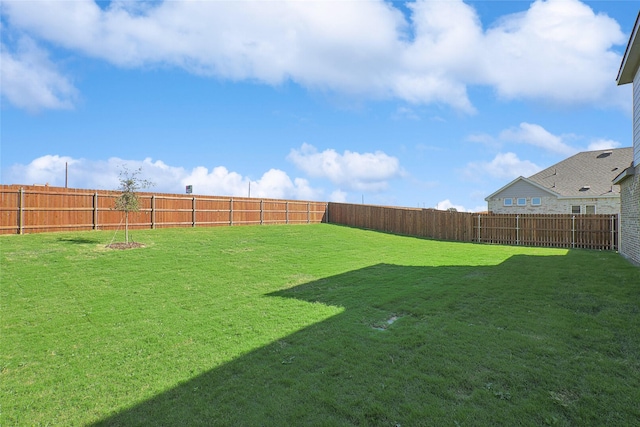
[475,213,618,250]
[327,202,476,242]
[0,186,618,251]
[0,185,327,235]
[327,202,619,251]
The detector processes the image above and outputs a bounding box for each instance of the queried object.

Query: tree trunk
[125,211,129,244]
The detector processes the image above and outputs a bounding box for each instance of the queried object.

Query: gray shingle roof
[528,148,633,197]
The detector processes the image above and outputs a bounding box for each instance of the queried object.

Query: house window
[571,205,581,214]
[504,198,513,207]
[585,205,596,214]
[532,197,541,206]
[517,198,526,206]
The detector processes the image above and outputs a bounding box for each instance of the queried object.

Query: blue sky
[1,0,638,211]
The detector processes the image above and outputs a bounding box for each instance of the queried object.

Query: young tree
[114,167,154,244]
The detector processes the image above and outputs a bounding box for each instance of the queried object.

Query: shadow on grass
[56,236,104,244]
[92,252,638,426]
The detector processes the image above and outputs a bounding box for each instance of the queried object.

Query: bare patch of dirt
[106,242,145,250]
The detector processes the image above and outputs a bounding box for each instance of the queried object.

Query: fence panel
[261,200,287,224]
[232,199,262,225]
[195,197,232,226]
[0,190,19,233]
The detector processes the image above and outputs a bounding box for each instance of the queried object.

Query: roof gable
[485,176,558,201]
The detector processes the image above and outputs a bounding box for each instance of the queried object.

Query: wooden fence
[0,185,327,235]
[327,202,619,251]
[0,186,619,251]
[327,202,476,242]
[474,213,618,250]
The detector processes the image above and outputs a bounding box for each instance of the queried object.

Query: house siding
[488,196,620,214]
[635,71,640,166]
[619,168,640,264]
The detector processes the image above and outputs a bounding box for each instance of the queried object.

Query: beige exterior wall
[619,169,640,264]
[488,196,620,214]
[634,66,640,166]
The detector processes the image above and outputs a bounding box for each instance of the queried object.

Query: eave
[612,166,636,185]
[617,11,640,85]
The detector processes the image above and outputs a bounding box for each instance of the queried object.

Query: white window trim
[531,197,541,206]
[503,198,513,206]
[517,198,526,206]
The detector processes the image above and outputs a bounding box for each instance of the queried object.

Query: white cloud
[468,152,541,180]
[481,0,626,108]
[396,0,482,113]
[499,122,576,155]
[1,0,627,112]
[6,154,74,185]
[436,199,466,212]
[472,122,621,155]
[587,139,622,151]
[0,37,78,112]
[434,199,486,213]
[6,155,323,201]
[287,143,402,192]
[329,190,348,203]
[247,169,321,201]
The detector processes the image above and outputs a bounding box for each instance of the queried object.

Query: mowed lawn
[1,224,639,426]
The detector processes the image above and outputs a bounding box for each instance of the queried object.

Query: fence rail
[0,185,327,234]
[327,202,618,251]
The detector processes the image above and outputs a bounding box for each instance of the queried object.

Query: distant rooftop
[528,148,633,197]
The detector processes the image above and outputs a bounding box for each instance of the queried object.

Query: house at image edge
[615,10,640,264]
[485,147,633,215]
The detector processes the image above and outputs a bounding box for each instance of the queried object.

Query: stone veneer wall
[619,170,640,264]
[488,196,621,215]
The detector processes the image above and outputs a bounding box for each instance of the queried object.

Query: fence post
[307,202,310,224]
[572,215,576,248]
[477,214,481,243]
[260,199,264,225]
[192,197,196,228]
[151,195,156,229]
[610,215,615,251]
[93,192,98,230]
[18,188,24,235]
[516,215,520,245]
[326,203,329,223]
[230,198,233,226]
[286,201,289,224]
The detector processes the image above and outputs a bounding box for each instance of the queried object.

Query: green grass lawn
[1,224,639,426]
